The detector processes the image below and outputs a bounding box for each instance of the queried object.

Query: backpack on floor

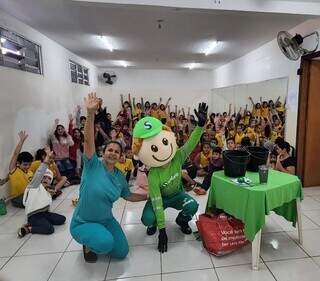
[196,213,248,256]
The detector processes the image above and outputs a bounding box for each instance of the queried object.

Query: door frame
[296,51,320,186]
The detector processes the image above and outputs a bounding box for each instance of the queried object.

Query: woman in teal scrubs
[70,92,147,263]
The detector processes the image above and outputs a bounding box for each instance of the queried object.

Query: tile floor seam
[105,273,161,281]
[103,255,112,280]
[282,230,313,258]
[160,252,163,281]
[46,251,66,281]
[261,258,279,281]
[106,272,161,281]
[14,250,65,258]
[302,212,320,227]
[161,266,214,275]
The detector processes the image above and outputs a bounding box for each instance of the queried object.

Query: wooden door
[303,60,320,186]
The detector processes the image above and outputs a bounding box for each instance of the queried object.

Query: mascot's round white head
[132,117,178,168]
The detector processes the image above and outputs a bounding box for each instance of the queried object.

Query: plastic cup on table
[258,165,269,184]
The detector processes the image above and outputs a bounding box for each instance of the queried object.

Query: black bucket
[222,150,250,178]
[246,147,269,172]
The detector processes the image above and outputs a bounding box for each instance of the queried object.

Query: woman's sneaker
[83,245,98,263]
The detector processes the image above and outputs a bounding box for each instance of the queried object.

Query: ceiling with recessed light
[0,0,311,70]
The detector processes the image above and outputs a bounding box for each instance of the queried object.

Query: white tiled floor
[1,184,320,281]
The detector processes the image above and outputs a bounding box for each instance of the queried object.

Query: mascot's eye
[162,138,169,145]
[151,145,158,152]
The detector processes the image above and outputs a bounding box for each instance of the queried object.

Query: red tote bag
[196,213,249,256]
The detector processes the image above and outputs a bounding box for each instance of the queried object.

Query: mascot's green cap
[133,116,163,139]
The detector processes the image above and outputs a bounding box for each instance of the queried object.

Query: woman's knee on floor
[111,240,129,259]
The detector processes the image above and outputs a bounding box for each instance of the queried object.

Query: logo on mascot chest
[144,121,152,130]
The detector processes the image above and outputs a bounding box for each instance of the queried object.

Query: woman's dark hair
[256,103,261,109]
[35,149,46,161]
[54,125,67,141]
[212,147,222,154]
[262,101,268,107]
[264,124,271,138]
[277,141,291,153]
[17,151,34,163]
[144,101,150,107]
[80,116,86,122]
[226,137,235,143]
[103,141,123,154]
[209,113,216,123]
[72,128,84,152]
[241,136,251,147]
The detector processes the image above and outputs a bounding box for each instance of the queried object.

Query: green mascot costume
[132,103,208,252]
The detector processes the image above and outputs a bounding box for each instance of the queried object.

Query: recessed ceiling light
[98,35,113,52]
[0,38,6,43]
[204,41,219,56]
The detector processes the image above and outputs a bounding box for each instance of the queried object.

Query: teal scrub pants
[141,192,199,227]
[70,217,128,258]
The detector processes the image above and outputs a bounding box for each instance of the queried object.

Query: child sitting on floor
[18,146,66,237]
[194,147,224,195]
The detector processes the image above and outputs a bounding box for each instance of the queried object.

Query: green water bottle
[0,199,7,216]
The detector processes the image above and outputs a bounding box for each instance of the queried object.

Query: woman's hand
[84,92,100,114]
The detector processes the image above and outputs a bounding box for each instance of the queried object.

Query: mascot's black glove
[194,102,208,127]
[158,228,168,253]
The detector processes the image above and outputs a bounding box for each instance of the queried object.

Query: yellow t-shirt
[115,159,134,174]
[246,127,256,141]
[9,167,33,198]
[261,107,270,118]
[150,109,159,119]
[29,160,57,178]
[199,151,212,168]
[215,133,224,148]
[235,133,245,144]
[168,118,176,128]
[276,105,285,113]
[252,108,261,118]
[133,106,142,118]
[157,110,167,120]
[270,131,279,142]
[228,130,236,138]
[244,116,250,126]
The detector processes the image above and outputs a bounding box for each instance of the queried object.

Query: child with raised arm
[8,131,34,208]
[18,146,66,237]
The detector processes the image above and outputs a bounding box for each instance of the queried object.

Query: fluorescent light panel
[99,35,113,52]
[188,63,196,70]
[120,61,128,68]
[204,40,219,56]
[0,37,6,43]
[1,47,21,55]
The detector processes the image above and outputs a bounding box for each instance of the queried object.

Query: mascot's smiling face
[137,129,177,167]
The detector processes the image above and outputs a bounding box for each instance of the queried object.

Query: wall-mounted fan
[277,31,319,61]
[102,71,117,85]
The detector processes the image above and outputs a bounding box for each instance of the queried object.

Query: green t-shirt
[148,126,204,229]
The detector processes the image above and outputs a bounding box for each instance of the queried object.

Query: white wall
[0,10,98,197]
[96,68,212,117]
[210,77,288,113]
[211,18,320,146]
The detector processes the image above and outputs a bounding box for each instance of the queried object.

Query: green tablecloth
[206,169,303,241]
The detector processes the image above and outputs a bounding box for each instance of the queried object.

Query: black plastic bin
[246,147,269,172]
[222,150,250,178]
